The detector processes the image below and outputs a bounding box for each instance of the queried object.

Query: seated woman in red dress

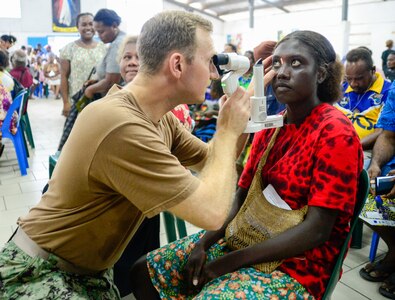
[131,30,363,300]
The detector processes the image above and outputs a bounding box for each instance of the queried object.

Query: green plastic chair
[162,212,188,243]
[322,169,370,300]
[48,151,60,178]
[20,90,35,150]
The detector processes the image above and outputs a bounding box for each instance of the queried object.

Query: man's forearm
[361,129,382,150]
[371,131,395,168]
[85,79,110,97]
[196,131,239,228]
[169,131,240,230]
[169,87,251,230]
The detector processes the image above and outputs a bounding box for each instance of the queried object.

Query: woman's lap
[147,231,313,300]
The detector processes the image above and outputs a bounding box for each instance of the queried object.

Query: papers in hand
[263,184,292,210]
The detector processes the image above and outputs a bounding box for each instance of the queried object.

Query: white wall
[1,0,394,67]
[223,1,395,68]
[0,0,106,54]
[163,1,225,53]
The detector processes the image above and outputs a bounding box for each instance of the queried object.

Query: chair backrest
[1,89,27,136]
[21,89,30,115]
[322,169,370,299]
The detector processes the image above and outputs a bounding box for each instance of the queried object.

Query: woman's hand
[246,55,276,97]
[62,102,71,117]
[189,254,237,293]
[84,79,97,87]
[182,242,207,295]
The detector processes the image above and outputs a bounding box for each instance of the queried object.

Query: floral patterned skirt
[147,231,314,300]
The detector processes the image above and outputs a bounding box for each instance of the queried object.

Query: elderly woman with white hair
[10,49,33,90]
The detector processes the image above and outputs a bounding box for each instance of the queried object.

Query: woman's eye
[272,61,281,68]
[291,59,301,67]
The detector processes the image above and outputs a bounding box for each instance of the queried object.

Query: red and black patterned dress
[239,103,363,299]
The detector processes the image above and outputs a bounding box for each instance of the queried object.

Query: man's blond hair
[137,10,212,75]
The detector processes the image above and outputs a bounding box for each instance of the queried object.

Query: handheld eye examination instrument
[213,53,283,133]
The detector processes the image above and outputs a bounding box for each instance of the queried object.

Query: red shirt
[10,66,33,89]
[171,104,193,132]
[239,103,363,299]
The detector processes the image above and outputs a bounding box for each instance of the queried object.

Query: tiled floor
[0,95,390,299]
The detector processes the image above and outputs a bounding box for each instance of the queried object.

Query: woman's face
[120,43,139,84]
[78,15,95,41]
[94,21,117,44]
[272,39,319,105]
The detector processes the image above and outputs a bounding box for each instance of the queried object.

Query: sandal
[359,261,393,282]
[379,273,395,299]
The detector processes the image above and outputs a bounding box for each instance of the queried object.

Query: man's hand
[383,170,395,199]
[83,79,98,99]
[368,163,381,195]
[84,86,94,99]
[216,87,250,138]
[84,79,97,87]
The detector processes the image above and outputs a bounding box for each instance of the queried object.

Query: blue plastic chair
[34,82,43,98]
[1,90,29,176]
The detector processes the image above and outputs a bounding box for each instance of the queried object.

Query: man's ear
[168,52,183,79]
[317,66,327,84]
[371,66,376,74]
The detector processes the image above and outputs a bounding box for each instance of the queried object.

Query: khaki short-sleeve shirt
[18,88,208,271]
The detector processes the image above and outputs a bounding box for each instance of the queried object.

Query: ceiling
[164,0,389,21]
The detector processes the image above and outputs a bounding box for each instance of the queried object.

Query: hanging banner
[52,0,80,32]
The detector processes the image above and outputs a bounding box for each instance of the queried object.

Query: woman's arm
[59,59,71,116]
[361,128,383,150]
[199,206,337,282]
[183,187,248,294]
[83,72,121,99]
[54,62,61,77]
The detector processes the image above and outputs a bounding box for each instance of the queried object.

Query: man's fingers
[222,87,246,108]
[384,188,395,199]
[387,170,395,176]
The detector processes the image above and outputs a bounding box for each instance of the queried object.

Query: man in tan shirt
[0,11,270,299]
